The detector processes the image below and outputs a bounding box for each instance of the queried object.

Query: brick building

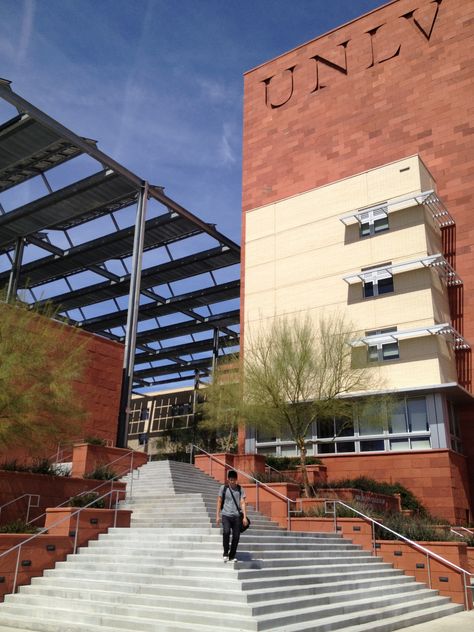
[240,0,474,523]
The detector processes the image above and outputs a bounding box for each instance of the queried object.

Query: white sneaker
[228,557,237,564]
[223,556,229,563]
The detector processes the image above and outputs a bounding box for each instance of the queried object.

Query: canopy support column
[116,181,148,448]
[6,237,25,302]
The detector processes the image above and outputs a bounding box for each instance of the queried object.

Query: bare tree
[201,313,383,497]
[200,359,241,453]
[242,313,382,497]
[0,297,87,454]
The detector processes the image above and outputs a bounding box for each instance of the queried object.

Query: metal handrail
[324,499,473,610]
[190,444,301,529]
[0,494,40,524]
[28,449,141,526]
[0,488,122,596]
[50,437,114,464]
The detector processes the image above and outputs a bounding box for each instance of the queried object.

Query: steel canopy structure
[0,78,240,446]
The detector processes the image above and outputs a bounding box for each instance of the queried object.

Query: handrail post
[210,454,212,477]
[26,495,32,524]
[189,443,193,465]
[426,553,432,588]
[287,499,291,531]
[129,452,134,500]
[73,511,80,554]
[372,521,376,557]
[256,481,259,512]
[12,545,21,594]
[114,490,119,528]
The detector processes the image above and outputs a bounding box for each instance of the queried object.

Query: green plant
[29,458,56,475]
[375,513,458,542]
[316,477,426,514]
[302,500,378,519]
[84,465,117,480]
[68,492,105,508]
[266,456,322,471]
[251,471,296,484]
[84,436,107,446]
[0,458,62,476]
[0,460,30,472]
[0,519,38,534]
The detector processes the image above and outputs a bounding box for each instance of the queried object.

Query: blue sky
[0,0,385,389]
[0,0,384,243]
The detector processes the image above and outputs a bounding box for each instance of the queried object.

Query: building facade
[241,0,474,523]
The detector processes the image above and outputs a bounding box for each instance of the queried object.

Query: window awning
[339,190,455,228]
[343,254,462,287]
[350,323,470,350]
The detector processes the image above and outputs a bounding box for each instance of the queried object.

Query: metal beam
[0,79,240,254]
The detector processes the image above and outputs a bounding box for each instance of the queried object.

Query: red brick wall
[1,325,123,462]
[318,450,470,523]
[72,328,123,444]
[242,0,474,335]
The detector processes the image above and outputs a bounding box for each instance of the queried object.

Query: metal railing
[50,437,114,465]
[0,494,40,524]
[27,449,141,527]
[324,499,473,610]
[190,445,301,529]
[0,488,122,596]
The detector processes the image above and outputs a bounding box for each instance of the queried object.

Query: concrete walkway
[402,609,474,631]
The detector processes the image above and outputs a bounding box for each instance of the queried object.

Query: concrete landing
[401,609,474,631]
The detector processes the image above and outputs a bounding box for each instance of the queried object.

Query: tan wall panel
[243,290,276,322]
[245,204,275,241]
[365,157,426,203]
[245,235,275,267]
[244,261,275,295]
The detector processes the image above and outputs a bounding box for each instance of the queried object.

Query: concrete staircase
[0,459,463,631]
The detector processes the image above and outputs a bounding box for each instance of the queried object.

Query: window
[360,439,384,452]
[407,397,428,432]
[366,327,399,362]
[389,401,408,434]
[448,402,463,453]
[359,207,389,237]
[362,265,394,298]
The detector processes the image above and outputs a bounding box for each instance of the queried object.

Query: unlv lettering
[262,0,443,109]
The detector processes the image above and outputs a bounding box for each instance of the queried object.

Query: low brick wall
[0,534,73,601]
[318,450,471,524]
[71,444,148,478]
[45,507,132,549]
[0,470,126,527]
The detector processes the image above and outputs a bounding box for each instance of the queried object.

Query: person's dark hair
[227,470,237,480]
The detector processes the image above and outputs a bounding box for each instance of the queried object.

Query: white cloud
[220,122,237,166]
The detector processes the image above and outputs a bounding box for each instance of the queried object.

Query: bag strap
[222,485,242,514]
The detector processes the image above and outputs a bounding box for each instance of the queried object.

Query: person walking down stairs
[216,469,248,563]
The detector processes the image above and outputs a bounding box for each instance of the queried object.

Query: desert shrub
[375,513,458,542]
[0,519,38,534]
[84,436,107,446]
[0,458,59,476]
[29,458,57,475]
[251,471,297,484]
[68,493,105,509]
[316,476,426,513]
[266,456,322,471]
[84,465,117,480]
